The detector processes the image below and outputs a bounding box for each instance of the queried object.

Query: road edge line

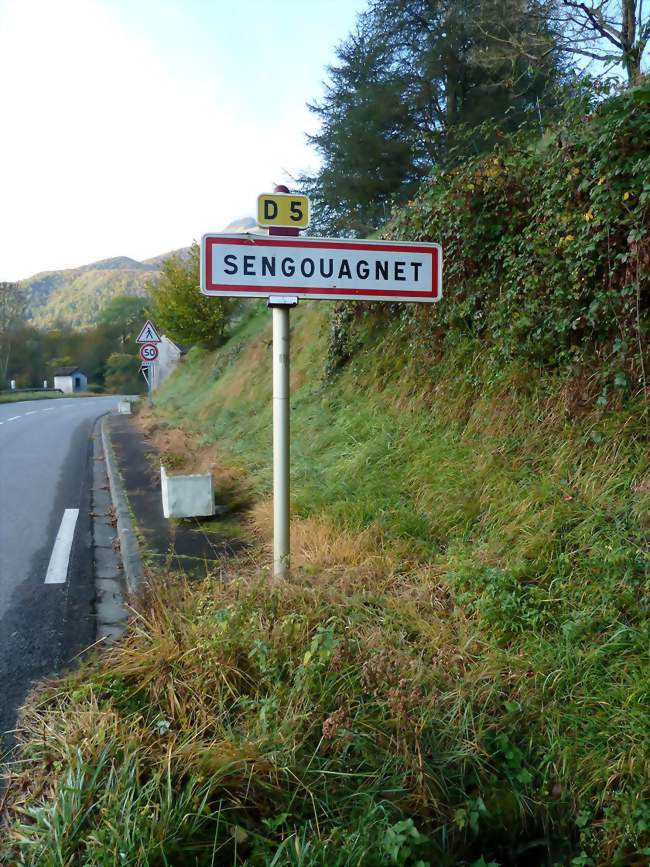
[101,415,144,594]
[44,509,80,584]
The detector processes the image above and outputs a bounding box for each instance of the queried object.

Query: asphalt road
[0,395,120,757]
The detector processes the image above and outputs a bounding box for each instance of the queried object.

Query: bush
[104,352,142,394]
[148,244,238,349]
[331,83,649,399]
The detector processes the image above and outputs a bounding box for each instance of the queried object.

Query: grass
[0,391,66,403]
[0,391,103,403]
[8,743,223,866]
[189,517,250,542]
[3,302,648,866]
[3,568,562,866]
[144,303,650,860]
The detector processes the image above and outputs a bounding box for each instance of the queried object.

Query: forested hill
[21,248,190,330]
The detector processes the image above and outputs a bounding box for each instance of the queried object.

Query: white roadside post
[200,188,441,581]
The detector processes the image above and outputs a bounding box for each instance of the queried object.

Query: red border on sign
[136,319,162,343]
[201,235,441,302]
[139,342,159,361]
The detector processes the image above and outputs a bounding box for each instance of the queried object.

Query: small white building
[53,366,88,394]
[150,336,183,392]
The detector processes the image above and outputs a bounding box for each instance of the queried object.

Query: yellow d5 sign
[257,192,310,229]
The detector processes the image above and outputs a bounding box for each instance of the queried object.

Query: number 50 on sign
[140,343,159,362]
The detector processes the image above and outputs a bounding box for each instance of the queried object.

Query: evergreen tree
[301,0,564,235]
[302,27,422,236]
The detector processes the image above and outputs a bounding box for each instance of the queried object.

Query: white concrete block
[161,464,214,519]
[117,401,132,415]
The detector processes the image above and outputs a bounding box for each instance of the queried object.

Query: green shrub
[329,84,649,398]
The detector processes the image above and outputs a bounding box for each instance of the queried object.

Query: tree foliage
[26,265,155,331]
[0,282,27,384]
[105,352,142,394]
[98,295,149,346]
[4,295,149,392]
[300,0,565,236]
[329,82,650,397]
[520,0,649,84]
[484,0,650,85]
[148,244,234,349]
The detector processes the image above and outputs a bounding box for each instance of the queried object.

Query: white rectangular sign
[201,235,442,303]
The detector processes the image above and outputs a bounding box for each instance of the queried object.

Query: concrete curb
[101,415,144,594]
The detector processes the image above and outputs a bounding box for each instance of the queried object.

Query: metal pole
[268,183,300,580]
[272,305,290,578]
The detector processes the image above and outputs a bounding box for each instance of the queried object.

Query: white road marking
[42,407,55,411]
[7,416,20,421]
[25,410,37,415]
[44,509,80,585]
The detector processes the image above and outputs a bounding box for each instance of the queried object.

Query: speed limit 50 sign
[140,342,159,363]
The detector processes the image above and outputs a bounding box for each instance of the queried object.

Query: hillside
[21,248,190,329]
[8,291,643,864]
[3,88,648,865]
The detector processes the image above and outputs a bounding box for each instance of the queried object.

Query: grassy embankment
[3,86,648,866]
[4,303,647,866]
[0,391,67,403]
[0,392,108,403]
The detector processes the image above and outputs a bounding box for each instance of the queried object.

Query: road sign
[257,192,309,229]
[203,186,443,581]
[140,342,159,362]
[136,320,161,344]
[201,235,442,303]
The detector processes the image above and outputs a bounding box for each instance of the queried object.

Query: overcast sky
[0,0,366,280]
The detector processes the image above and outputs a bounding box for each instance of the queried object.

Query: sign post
[269,294,296,578]
[201,187,442,580]
[137,321,162,407]
[266,186,300,579]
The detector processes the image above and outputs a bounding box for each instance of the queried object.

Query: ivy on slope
[335,84,649,397]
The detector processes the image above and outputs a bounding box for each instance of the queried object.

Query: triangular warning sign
[136,319,161,343]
